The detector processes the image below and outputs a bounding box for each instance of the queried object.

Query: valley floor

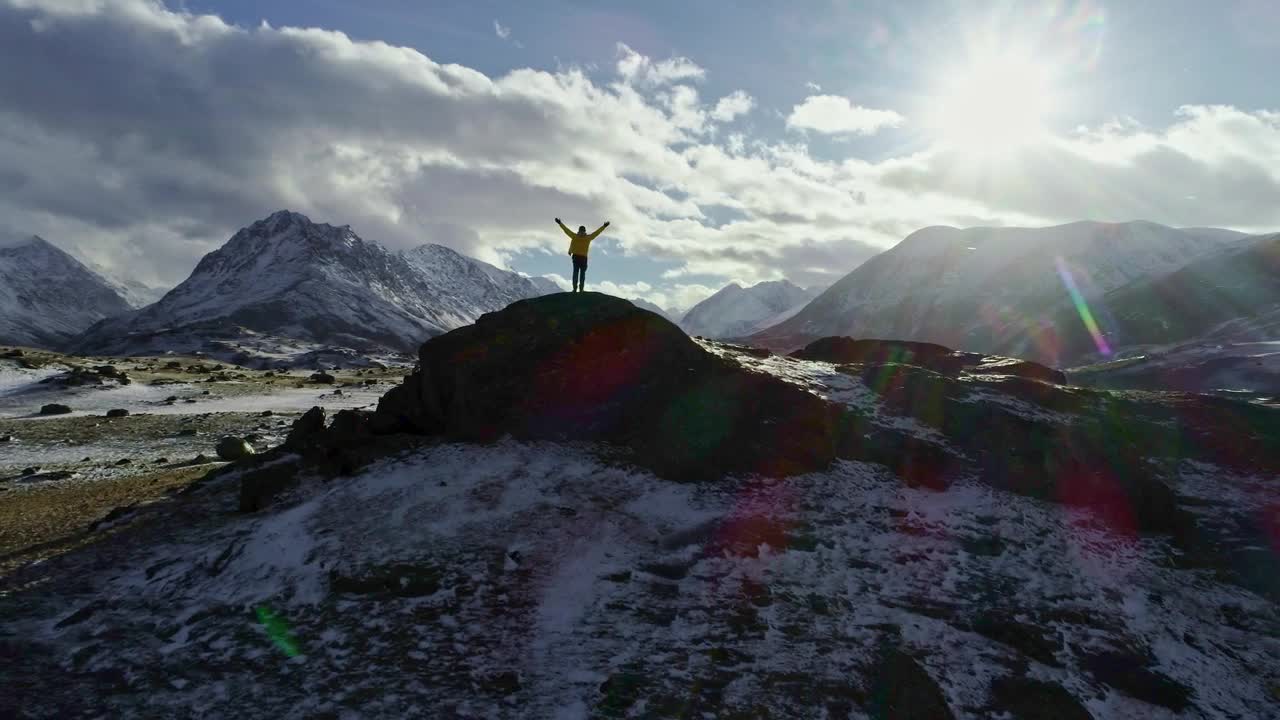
[0,348,403,574]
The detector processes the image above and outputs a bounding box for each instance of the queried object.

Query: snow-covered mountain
[86,262,171,309]
[72,211,547,358]
[631,297,679,322]
[753,221,1248,363]
[680,279,816,338]
[526,275,565,296]
[0,234,134,349]
[398,244,549,327]
[1062,232,1280,393]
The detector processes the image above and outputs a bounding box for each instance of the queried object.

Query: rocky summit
[2,293,1278,719]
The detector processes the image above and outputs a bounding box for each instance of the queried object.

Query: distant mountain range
[71,211,558,360]
[0,235,135,348]
[752,221,1251,365]
[4,213,1277,392]
[680,279,816,339]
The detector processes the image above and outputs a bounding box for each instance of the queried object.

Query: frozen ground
[0,365,388,420]
[4,442,1276,718]
[2,345,1276,718]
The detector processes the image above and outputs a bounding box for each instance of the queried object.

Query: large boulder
[215,436,256,461]
[374,293,838,480]
[791,337,1067,384]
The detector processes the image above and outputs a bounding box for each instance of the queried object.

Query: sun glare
[926,51,1056,153]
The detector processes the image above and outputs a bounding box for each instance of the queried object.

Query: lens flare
[1055,256,1111,356]
[256,606,300,657]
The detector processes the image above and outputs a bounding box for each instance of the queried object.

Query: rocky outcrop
[791,336,1067,384]
[236,294,1279,602]
[374,293,839,481]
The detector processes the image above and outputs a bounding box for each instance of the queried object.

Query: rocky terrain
[2,295,1276,719]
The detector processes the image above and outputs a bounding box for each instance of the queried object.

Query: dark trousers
[571,254,588,291]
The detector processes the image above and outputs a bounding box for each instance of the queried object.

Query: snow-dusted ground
[0,367,388,420]
[6,442,1276,718]
[3,346,1277,718]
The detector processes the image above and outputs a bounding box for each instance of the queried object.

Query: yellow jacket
[558,220,609,256]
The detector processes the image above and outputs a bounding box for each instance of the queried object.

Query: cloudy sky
[2,0,1279,311]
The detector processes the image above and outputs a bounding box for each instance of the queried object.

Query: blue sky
[2,0,1279,310]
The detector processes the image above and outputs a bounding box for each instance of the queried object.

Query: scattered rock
[165,395,179,402]
[105,408,130,418]
[177,428,198,437]
[95,365,121,377]
[154,458,169,464]
[4,348,25,357]
[0,435,11,442]
[39,403,72,416]
[259,410,274,417]
[164,361,182,369]
[21,467,40,476]
[215,436,256,461]
[114,458,132,466]
[310,371,336,384]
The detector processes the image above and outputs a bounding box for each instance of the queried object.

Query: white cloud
[786,95,904,136]
[540,273,570,290]
[711,90,754,122]
[805,81,821,92]
[616,42,704,86]
[493,19,510,40]
[1,0,1278,302]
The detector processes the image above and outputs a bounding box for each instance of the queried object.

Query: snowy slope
[0,235,133,349]
[681,279,815,338]
[631,297,679,322]
[4,343,1276,718]
[86,261,171,309]
[398,244,546,328]
[71,212,547,358]
[754,221,1248,363]
[1065,233,1280,392]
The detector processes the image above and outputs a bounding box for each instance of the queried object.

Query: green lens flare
[255,605,300,657]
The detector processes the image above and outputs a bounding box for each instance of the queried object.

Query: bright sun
[925,51,1056,153]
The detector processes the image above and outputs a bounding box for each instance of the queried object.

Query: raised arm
[587,220,611,241]
[555,218,576,240]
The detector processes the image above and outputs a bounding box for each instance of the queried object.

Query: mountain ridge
[0,234,134,349]
[70,211,553,361]
[752,220,1251,364]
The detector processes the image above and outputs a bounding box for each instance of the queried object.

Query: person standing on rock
[556,218,610,293]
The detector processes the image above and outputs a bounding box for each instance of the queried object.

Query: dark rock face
[39,403,72,416]
[105,409,129,418]
[375,293,837,481]
[792,336,1067,384]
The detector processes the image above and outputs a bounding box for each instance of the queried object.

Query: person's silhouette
[555,218,610,292]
